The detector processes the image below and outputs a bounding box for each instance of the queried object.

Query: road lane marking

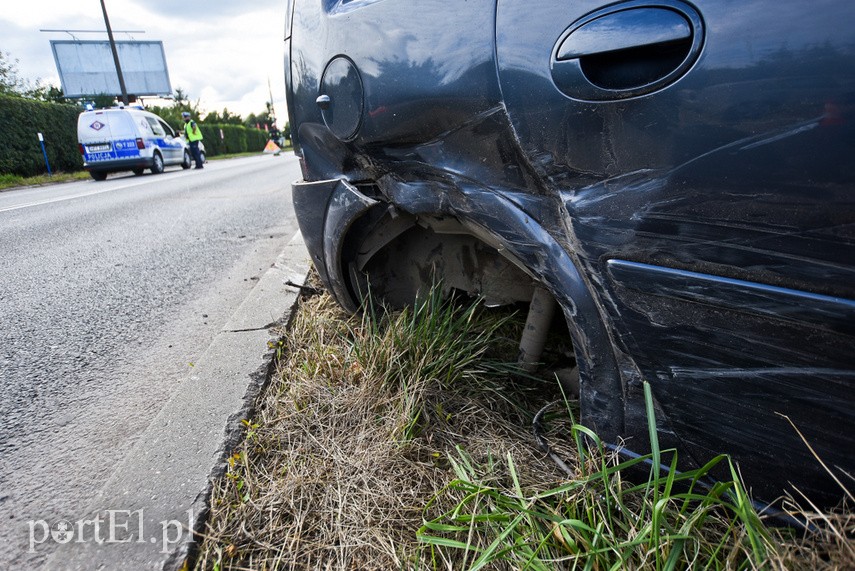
[0,174,192,214]
[0,155,292,214]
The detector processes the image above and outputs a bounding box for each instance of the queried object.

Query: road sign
[263,140,281,154]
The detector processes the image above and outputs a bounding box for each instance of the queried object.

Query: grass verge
[193,283,853,570]
[0,149,294,191]
[0,170,90,191]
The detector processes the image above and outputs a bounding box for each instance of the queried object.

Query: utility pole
[100,0,129,105]
[267,77,277,130]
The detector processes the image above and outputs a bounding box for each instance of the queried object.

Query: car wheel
[181,150,191,169]
[90,171,108,181]
[132,168,145,176]
[150,152,164,174]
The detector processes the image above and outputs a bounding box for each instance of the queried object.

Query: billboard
[50,40,172,98]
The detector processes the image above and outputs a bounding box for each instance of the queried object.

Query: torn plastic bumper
[292,178,378,313]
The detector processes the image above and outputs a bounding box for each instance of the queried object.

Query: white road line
[0,174,191,214]
[0,155,287,214]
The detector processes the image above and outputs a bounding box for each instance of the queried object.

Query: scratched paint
[286,0,855,507]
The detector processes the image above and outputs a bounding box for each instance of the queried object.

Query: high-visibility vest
[185,120,203,142]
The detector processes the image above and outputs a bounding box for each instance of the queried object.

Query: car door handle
[552,0,704,101]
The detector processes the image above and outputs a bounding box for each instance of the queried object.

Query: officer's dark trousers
[189,141,204,168]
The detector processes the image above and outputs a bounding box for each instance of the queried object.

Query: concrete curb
[45,232,310,571]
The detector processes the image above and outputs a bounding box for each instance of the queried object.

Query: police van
[77,106,192,181]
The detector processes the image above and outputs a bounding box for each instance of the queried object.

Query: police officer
[182,111,204,169]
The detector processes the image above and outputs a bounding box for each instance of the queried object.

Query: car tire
[150,152,164,174]
[132,168,145,176]
[181,150,191,170]
[90,171,108,181]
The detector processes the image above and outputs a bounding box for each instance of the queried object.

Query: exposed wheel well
[343,210,581,390]
[337,196,624,441]
[343,210,536,308]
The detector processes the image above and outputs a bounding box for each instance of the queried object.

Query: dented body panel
[285,0,855,505]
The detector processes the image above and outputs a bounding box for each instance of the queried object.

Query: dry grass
[193,284,854,571]
[768,498,855,570]
[194,288,563,570]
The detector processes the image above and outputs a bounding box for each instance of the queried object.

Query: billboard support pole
[100,0,129,106]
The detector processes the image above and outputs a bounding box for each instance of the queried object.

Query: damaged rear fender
[358,176,626,440]
[292,178,379,312]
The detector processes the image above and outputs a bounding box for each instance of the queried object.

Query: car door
[496,0,855,502]
[159,119,184,163]
[144,115,176,163]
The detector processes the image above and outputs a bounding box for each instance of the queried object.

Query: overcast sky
[0,0,289,121]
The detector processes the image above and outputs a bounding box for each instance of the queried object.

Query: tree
[173,87,190,106]
[244,100,283,139]
[1,49,67,102]
[146,87,204,132]
[89,93,117,108]
[0,50,33,96]
[31,84,66,103]
[203,107,243,125]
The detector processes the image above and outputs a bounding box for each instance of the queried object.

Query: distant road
[0,155,302,568]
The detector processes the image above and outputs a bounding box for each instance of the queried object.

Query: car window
[145,116,165,136]
[158,120,176,137]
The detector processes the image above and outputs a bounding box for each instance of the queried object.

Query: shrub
[0,94,83,176]
[198,124,268,157]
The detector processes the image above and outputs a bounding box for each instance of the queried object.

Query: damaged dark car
[284,0,855,507]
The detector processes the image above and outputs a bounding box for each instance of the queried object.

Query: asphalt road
[0,155,303,569]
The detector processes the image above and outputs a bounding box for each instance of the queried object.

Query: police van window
[145,116,165,136]
[158,120,176,137]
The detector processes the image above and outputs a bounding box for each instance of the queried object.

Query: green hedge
[197,124,269,156]
[0,94,82,176]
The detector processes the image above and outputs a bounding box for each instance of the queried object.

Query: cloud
[141,0,281,21]
[0,19,65,86]
[0,0,290,119]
